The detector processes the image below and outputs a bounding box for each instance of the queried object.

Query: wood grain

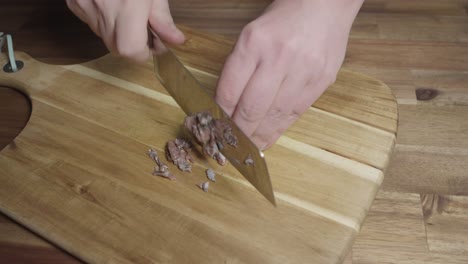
[0,27,396,263]
[383,105,468,194]
[342,14,468,194]
[352,13,468,42]
[361,0,468,15]
[353,191,468,264]
[353,191,429,263]
[421,195,468,254]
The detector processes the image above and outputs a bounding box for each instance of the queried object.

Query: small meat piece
[147,148,175,180]
[214,152,227,166]
[197,181,210,192]
[153,164,176,181]
[147,148,159,163]
[175,138,192,152]
[215,120,238,148]
[184,112,237,165]
[184,112,214,146]
[244,154,254,166]
[206,168,216,182]
[166,139,193,172]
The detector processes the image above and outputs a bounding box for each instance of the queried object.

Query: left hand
[215,0,363,150]
[66,0,185,62]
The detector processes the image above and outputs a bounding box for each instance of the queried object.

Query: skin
[66,0,364,150]
[66,0,185,61]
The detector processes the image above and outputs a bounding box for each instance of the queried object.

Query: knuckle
[291,106,302,117]
[289,109,303,121]
[268,105,289,120]
[215,91,238,111]
[237,103,267,123]
[238,22,266,50]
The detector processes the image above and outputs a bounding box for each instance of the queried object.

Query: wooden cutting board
[0,27,397,263]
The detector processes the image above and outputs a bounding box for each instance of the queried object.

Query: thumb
[149,0,185,44]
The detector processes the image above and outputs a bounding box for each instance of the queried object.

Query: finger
[149,0,185,44]
[66,0,100,36]
[231,61,285,137]
[252,76,328,149]
[114,1,153,62]
[251,69,328,150]
[66,0,88,23]
[215,50,257,116]
[249,71,307,149]
[67,0,121,53]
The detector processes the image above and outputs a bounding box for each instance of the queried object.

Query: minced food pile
[147,111,245,193]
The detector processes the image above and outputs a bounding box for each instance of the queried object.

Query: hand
[66,0,185,62]
[215,0,363,150]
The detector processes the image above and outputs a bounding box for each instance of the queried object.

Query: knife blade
[151,32,275,205]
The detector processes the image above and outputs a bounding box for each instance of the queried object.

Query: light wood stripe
[308,107,395,139]
[275,192,360,231]
[216,170,360,231]
[276,137,384,184]
[62,65,179,108]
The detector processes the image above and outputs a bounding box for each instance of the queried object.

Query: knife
[150,30,276,205]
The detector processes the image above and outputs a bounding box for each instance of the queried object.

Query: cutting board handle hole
[0,86,31,150]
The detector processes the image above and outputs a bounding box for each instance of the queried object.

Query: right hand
[66,0,185,62]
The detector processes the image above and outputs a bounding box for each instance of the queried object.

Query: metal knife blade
[151,35,275,205]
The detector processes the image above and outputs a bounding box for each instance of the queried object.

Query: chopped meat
[206,168,216,182]
[166,138,193,172]
[174,138,191,151]
[147,148,159,163]
[147,148,175,180]
[197,181,210,192]
[184,111,237,165]
[152,164,175,180]
[215,120,238,148]
[214,152,227,166]
[244,154,254,166]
